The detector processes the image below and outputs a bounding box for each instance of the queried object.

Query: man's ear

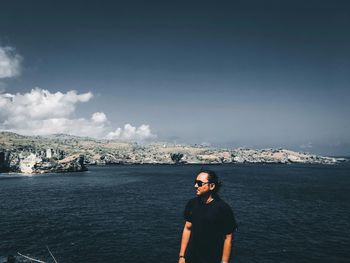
[210,183,216,191]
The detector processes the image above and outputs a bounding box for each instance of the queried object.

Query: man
[179,170,237,263]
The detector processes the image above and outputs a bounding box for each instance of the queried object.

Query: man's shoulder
[214,197,233,211]
[183,197,199,219]
[214,197,238,232]
[185,197,201,210]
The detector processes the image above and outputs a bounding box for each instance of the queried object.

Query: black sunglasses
[194,180,210,187]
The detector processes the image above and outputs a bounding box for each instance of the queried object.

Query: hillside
[0,132,345,174]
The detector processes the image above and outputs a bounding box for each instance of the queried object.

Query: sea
[0,163,349,263]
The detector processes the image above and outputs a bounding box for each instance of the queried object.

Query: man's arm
[178,221,192,263]
[221,233,233,263]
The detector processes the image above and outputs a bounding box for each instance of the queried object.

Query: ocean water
[0,163,349,263]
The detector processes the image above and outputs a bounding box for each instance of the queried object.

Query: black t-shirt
[183,197,237,263]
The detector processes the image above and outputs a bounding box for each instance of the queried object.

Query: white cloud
[91,112,107,123]
[0,88,93,120]
[0,46,22,78]
[106,124,156,141]
[0,88,103,137]
[0,88,156,142]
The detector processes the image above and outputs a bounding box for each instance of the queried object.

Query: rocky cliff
[0,132,346,174]
[0,132,87,174]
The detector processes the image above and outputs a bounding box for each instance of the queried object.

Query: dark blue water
[1,163,349,263]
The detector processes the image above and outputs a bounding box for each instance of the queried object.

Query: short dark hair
[197,169,222,196]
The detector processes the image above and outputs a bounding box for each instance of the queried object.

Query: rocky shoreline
[0,132,346,174]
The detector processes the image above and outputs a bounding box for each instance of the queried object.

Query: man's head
[194,170,221,197]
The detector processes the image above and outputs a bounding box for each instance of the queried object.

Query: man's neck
[200,194,214,204]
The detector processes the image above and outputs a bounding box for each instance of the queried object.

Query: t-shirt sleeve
[222,204,238,234]
[183,199,193,222]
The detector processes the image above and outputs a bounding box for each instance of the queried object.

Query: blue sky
[0,0,349,155]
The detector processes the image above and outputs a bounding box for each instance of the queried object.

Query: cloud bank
[91,112,107,123]
[106,124,156,141]
[0,88,156,142]
[0,46,22,79]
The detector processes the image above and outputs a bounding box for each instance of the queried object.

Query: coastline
[0,132,347,174]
